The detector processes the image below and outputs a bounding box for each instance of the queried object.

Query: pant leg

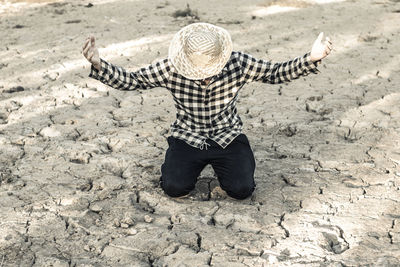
[210,134,256,200]
[160,136,208,197]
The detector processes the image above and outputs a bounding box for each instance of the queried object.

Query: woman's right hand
[82,36,101,70]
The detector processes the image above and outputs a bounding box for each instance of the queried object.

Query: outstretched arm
[241,32,332,84]
[82,36,170,90]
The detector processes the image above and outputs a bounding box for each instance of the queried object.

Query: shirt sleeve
[240,52,320,84]
[89,58,171,90]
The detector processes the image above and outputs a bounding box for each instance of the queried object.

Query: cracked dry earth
[1,0,400,266]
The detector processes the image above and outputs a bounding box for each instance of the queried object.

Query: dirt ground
[1,0,400,266]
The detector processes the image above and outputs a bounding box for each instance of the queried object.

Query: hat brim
[168,23,233,80]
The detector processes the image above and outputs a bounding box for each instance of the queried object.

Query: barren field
[1,0,400,266]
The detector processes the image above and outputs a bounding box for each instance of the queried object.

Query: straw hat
[168,23,233,80]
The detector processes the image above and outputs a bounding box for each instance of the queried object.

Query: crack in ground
[72,128,81,141]
[148,255,155,267]
[49,115,55,125]
[335,225,350,252]
[207,203,220,226]
[363,195,400,203]
[207,253,213,266]
[195,233,202,253]
[277,213,290,238]
[388,219,396,244]
[388,231,394,244]
[22,208,36,267]
[59,215,70,231]
[281,174,296,187]
[365,146,374,160]
[168,216,174,230]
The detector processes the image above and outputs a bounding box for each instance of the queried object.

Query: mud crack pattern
[1,0,400,266]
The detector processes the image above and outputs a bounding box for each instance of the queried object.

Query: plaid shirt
[89,51,319,149]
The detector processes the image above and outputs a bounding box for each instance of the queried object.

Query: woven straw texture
[168,23,233,80]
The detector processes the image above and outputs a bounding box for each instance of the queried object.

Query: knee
[226,182,255,200]
[160,179,193,198]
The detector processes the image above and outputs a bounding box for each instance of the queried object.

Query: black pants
[160,134,256,200]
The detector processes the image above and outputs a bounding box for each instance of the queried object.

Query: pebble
[120,223,130,229]
[128,228,138,235]
[89,203,103,213]
[43,72,59,81]
[121,216,135,226]
[144,215,153,223]
[39,127,60,138]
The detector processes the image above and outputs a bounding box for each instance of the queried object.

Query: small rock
[278,124,297,137]
[97,182,106,190]
[210,186,227,199]
[60,197,75,206]
[89,203,102,213]
[144,215,153,223]
[39,127,60,138]
[43,72,59,81]
[121,213,135,226]
[235,245,261,256]
[69,152,91,164]
[127,228,138,235]
[120,223,129,228]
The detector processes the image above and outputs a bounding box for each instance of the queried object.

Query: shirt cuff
[302,52,320,74]
[88,58,109,80]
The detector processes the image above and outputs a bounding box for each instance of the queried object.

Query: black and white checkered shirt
[89,51,319,149]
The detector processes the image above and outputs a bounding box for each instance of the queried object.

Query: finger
[316,32,324,43]
[83,43,90,55]
[83,44,91,57]
[327,44,333,50]
[88,51,93,61]
[90,36,96,47]
[326,36,331,43]
[82,39,90,51]
[324,40,332,48]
